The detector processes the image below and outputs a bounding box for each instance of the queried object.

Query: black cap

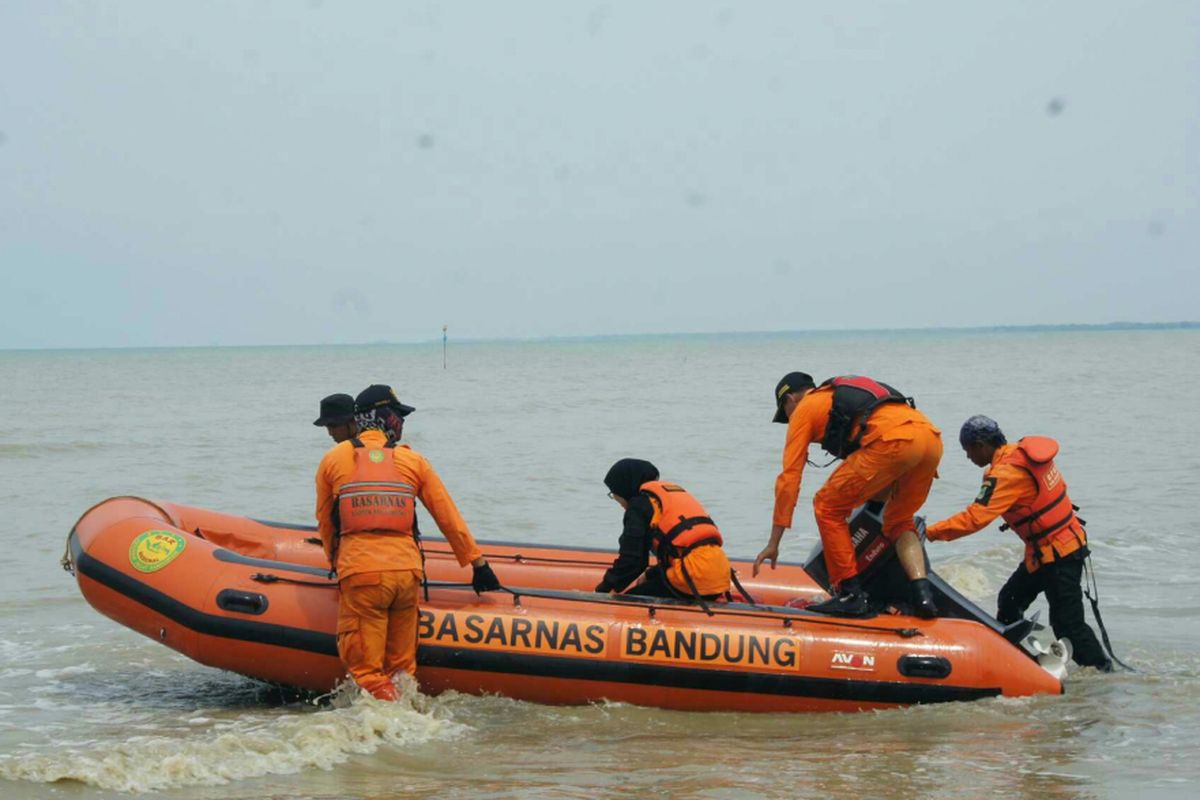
[355,384,416,417]
[772,371,815,423]
[313,393,355,427]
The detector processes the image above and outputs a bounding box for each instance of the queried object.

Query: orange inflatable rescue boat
[64,497,1068,712]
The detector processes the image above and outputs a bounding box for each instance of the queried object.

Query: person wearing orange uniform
[315,384,500,700]
[595,458,732,602]
[926,415,1111,670]
[753,372,942,618]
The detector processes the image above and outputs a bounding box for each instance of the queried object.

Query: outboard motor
[802,501,911,604]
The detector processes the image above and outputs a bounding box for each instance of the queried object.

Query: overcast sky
[1,1,1197,349]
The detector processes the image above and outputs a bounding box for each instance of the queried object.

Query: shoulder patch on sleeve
[974,477,997,506]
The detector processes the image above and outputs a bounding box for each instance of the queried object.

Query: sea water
[0,328,1197,798]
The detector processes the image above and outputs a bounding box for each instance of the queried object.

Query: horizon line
[2,320,1196,354]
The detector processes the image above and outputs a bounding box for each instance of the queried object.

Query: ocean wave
[0,681,469,793]
[0,442,107,458]
[33,664,96,681]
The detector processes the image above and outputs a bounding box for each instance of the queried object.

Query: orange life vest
[997,436,1087,571]
[335,437,416,537]
[639,481,723,563]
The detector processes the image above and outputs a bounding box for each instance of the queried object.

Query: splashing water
[0,679,468,793]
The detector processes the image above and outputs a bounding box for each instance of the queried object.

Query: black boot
[910,578,938,619]
[809,578,871,618]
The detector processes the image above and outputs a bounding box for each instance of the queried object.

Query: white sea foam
[934,561,994,604]
[33,664,96,680]
[0,685,468,793]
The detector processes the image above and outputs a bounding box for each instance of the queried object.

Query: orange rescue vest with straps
[335,437,416,537]
[639,481,723,563]
[997,436,1087,571]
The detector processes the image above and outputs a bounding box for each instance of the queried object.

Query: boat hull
[66,497,1063,712]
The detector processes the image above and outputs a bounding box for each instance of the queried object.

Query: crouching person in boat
[315,383,501,700]
[594,458,732,604]
[925,415,1112,671]
[755,372,943,618]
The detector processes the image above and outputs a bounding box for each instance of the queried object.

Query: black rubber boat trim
[70,535,999,705]
[212,548,332,577]
[250,518,810,567]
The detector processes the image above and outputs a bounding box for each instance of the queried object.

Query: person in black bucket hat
[313,393,357,443]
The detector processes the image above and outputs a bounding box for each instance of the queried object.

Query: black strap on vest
[651,511,723,613]
[664,515,716,542]
[728,568,757,606]
[413,514,430,602]
[999,488,1069,533]
[656,514,719,563]
[674,536,722,557]
[676,559,715,617]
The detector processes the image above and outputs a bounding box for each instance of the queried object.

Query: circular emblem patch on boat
[128,530,187,573]
[368,450,385,463]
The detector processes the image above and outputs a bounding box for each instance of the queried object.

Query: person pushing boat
[754,372,942,618]
[925,415,1113,671]
[595,458,732,604]
[314,383,500,700]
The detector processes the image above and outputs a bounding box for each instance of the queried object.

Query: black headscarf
[604,458,660,501]
[355,406,405,442]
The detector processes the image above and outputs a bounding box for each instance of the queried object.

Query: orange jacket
[773,386,935,528]
[642,481,730,597]
[315,429,482,580]
[927,438,1086,571]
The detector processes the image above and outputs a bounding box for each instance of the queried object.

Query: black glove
[472,562,501,594]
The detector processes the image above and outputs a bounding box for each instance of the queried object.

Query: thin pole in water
[442,324,448,369]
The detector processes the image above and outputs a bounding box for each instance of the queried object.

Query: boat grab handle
[217,589,270,616]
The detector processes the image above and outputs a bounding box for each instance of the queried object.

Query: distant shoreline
[508,321,1200,344]
[3,321,1196,353]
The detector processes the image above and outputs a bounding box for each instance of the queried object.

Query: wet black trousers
[996,549,1110,668]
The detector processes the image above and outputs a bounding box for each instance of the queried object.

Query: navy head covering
[959,415,1007,448]
[604,458,660,501]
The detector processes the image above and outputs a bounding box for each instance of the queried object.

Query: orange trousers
[812,425,943,586]
[666,545,732,597]
[336,569,422,700]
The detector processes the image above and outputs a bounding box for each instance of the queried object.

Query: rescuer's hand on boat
[752,525,786,576]
[752,545,778,576]
[472,559,501,594]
